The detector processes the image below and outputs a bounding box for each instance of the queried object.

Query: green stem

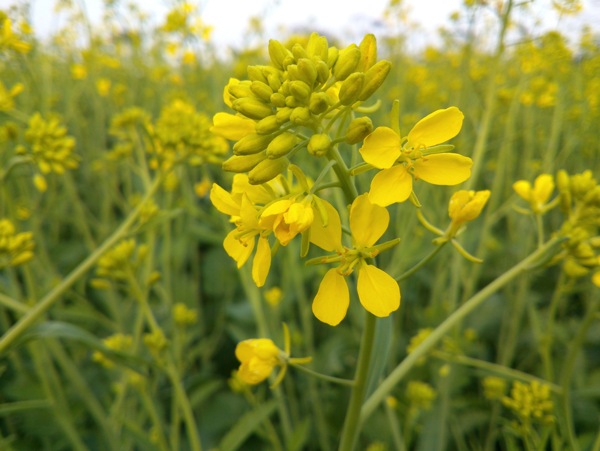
[394,242,447,282]
[338,312,377,451]
[0,175,162,356]
[360,235,565,423]
[290,363,354,386]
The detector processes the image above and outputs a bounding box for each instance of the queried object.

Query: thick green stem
[360,235,565,423]
[338,312,377,451]
[0,175,162,356]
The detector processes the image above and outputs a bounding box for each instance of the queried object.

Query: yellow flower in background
[0,81,24,111]
[310,194,401,326]
[0,17,32,53]
[359,107,472,206]
[0,219,35,268]
[513,174,555,213]
[235,338,281,385]
[235,324,311,386]
[96,78,111,97]
[70,64,87,80]
[446,189,490,237]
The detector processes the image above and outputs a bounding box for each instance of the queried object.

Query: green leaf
[217,399,277,451]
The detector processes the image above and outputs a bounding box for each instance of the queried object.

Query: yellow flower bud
[290,107,311,126]
[357,33,378,72]
[359,60,392,101]
[291,43,308,60]
[268,39,292,70]
[235,338,281,385]
[309,92,330,114]
[316,60,331,84]
[233,133,273,155]
[266,132,299,158]
[563,258,590,277]
[232,97,273,120]
[250,81,273,102]
[222,151,267,173]
[264,286,283,307]
[306,32,329,61]
[307,133,332,157]
[248,157,289,184]
[327,47,339,68]
[255,115,280,134]
[297,58,318,85]
[227,81,253,100]
[333,44,361,81]
[266,73,282,92]
[270,92,286,108]
[448,190,491,226]
[247,65,268,83]
[290,80,311,103]
[276,107,293,124]
[339,72,365,106]
[33,173,47,192]
[345,117,373,144]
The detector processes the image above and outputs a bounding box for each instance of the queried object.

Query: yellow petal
[350,193,389,247]
[210,183,240,216]
[252,236,271,287]
[357,264,400,317]
[413,153,472,185]
[359,127,401,169]
[407,107,464,148]
[238,359,274,385]
[533,174,554,206]
[310,199,342,252]
[223,78,239,108]
[211,112,256,141]
[235,338,279,363]
[513,180,532,201]
[223,230,255,268]
[368,165,413,207]
[312,269,350,326]
[592,271,600,288]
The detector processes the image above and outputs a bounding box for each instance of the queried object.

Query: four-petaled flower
[309,194,401,326]
[359,107,472,207]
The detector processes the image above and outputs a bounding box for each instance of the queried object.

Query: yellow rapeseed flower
[310,194,401,326]
[446,189,491,237]
[513,174,555,214]
[359,107,472,206]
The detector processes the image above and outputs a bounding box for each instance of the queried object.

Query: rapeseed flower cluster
[502,380,555,425]
[0,218,34,268]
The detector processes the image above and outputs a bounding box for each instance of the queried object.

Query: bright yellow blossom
[513,174,555,214]
[359,107,472,206]
[446,189,490,237]
[259,195,315,246]
[210,112,256,141]
[310,194,401,326]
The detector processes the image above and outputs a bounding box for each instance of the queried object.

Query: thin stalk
[338,312,377,451]
[0,175,162,355]
[290,363,354,386]
[360,236,565,423]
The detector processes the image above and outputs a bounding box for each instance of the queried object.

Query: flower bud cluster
[502,380,555,425]
[214,32,390,183]
[406,380,437,411]
[24,113,79,177]
[95,239,148,283]
[92,333,133,369]
[554,170,600,283]
[0,218,34,268]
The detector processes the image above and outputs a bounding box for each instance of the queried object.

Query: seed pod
[250,81,274,102]
[232,98,273,120]
[266,132,299,158]
[248,157,289,184]
[233,133,273,155]
[222,151,267,173]
[307,133,332,157]
[345,117,373,144]
[358,60,392,101]
[256,116,280,134]
[269,39,292,70]
[339,72,365,106]
[333,44,360,81]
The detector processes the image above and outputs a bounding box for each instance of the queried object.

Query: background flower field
[0,0,599,450]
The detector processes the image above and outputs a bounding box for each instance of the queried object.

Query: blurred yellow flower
[310,194,401,326]
[446,189,490,237]
[0,219,35,268]
[70,64,87,80]
[0,81,24,111]
[235,338,281,385]
[96,78,111,97]
[513,174,554,213]
[360,107,472,206]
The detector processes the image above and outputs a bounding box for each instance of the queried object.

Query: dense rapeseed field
[1,0,599,449]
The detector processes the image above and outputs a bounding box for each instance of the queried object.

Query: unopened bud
[269,39,292,70]
[266,132,299,158]
[290,80,311,102]
[292,43,308,60]
[309,92,330,114]
[256,116,280,134]
[339,72,365,105]
[250,81,274,102]
[327,47,339,68]
[297,58,318,85]
[227,81,253,100]
[307,134,332,157]
[290,107,312,126]
[345,117,373,144]
[233,133,273,155]
[270,92,286,108]
[247,65,268,83]
[306,32,329,61]
[285,95,300,108]
[267,73,282,91]
[276,107,293,124]
[333,44,361,81]
[316,60,331,84]
[248,157,289,184]
[222,151,267,173]
[232,98,273,120]
[359,60,391,101]
[563,259,590,278]
[357,34,378,72]
[556,170,570,192]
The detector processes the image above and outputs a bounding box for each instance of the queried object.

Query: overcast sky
[3,0,599,50]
